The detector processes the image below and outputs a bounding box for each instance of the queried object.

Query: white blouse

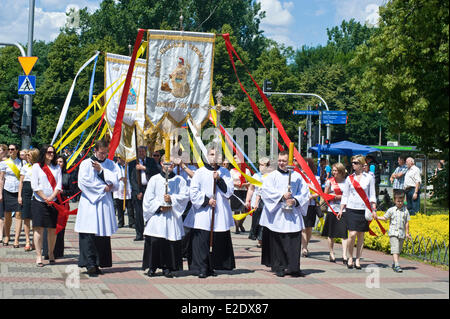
[30,163,62,202]
[20,163,33,182]
[0,158,24,193]
[324,177,346,213]
[340,172,376,211]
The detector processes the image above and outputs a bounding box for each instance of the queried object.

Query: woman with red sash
[321,163,348,264]
[30,145,62,267]
[338,155,377,270]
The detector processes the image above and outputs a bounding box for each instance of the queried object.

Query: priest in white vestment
[74,140,119,277]
[142,158,190,278]
[184,147,235,278]
[259,150,310,277]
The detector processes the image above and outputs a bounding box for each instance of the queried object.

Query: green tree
[351,0,449,159]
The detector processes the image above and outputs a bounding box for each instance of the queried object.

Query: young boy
[377,190,411,273]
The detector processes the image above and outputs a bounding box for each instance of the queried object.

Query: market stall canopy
[309,140,380,156]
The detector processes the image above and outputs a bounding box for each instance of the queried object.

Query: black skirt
[20,181,33,219]
[345,208,369,232]
[230,189,246,212]
[3,189,20,213]
[248,204,263,240]
[321,211,348,239]
[31,198,58,228]
[142,235,183,271]
[188,228,235,274]
[262,227,302,273]
[303,205,318,228]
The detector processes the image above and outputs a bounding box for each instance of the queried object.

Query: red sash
[329,177,343,196]
[40,164,78,234]
[348,174,386,236]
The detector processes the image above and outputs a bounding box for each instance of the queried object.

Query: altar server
[184,147,235,278]
[142,157,190,278]
[259,150,310,277]
[74,139,119,277]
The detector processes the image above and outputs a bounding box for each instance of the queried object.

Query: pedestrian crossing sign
[18,75,36,95]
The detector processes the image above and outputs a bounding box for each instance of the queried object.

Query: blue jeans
[405,187,420,215]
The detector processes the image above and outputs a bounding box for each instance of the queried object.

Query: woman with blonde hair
[321,162,348,263]
[338,155,377,269]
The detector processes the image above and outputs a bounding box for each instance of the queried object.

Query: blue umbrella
[309,140,380,157]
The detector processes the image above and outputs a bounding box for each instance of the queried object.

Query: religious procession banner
[105,52,147,161]
[146,30,215,136]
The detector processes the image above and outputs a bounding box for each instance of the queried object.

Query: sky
[0,0,387,50]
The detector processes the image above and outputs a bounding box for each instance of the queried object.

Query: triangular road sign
[18,56,38,75]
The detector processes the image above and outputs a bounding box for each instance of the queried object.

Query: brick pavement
[1,209,448,300]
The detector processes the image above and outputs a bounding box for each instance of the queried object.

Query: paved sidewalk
[1,209,448,300]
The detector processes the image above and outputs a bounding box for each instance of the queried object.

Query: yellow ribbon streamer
[187,127,204,168]
[232,209,255,221]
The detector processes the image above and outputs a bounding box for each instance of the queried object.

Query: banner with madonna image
[146,30,215,136]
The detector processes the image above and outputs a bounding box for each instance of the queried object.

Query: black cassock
[78,233,112,268]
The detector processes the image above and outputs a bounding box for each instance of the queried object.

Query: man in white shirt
[403,157,422,215]
[259,150,310,277]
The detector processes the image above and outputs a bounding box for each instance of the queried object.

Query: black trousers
[115,198,134,227]
[132,189,146,239]
[78,233,112,269]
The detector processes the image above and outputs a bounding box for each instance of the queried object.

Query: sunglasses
[46,151,55,154]
[152,154,160,157]
[351,161,360,165]
[9,148,16,151]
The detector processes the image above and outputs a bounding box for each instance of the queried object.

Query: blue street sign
[18,75,36,95]
[293,110,320,115]
[322,110,347,124]
[322,110,347,116]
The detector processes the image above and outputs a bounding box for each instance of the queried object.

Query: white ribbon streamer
[187,118,210,164]
[51,51,101,145]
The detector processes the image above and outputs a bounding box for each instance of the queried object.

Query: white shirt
[143,173,189,241]
[259,169,310,233]
[139,159,148,186]
[20,163,33,183]
[341,172,376,211]
[230,167,251,191]
[324,177,346,213]
[0,158,23,193]
[404,165,421,189]
[184,166,235,232]
[30,163,62,202]
[113,162,131,200]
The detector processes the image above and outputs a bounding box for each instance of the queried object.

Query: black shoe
[239,225,246,232]
[147,269,156,277]
[129,224,135,229]
[163,269,174,278]
[134,237,144,241]
[275,270,285,277]
[118,224,124,228]
[198,273,208,278]
[288,270,305,277]
[347,263,354,269]
[87,267,98,277]
[95,266,104,275]
[343,259,348,265]
[355,263,362,270]
[329,256,336,263]
[207,270,218,277]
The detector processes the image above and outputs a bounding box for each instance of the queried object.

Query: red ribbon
[40,164,78,234]
[108,29,146,160]
[348,174,386,236]
[329,177,343,196]
[221,33,337,216]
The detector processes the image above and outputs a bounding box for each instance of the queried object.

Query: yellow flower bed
[364,212,449,253]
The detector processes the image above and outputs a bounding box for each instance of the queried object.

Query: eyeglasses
[46,151,55,155]
[351,161,360,165]
[9,148,16,151]
[152,154,160,157]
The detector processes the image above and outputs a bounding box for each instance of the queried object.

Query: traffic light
[9,98,23,134]
[302,130,308,144]
[263,79,272,93]
[324,139,330,145]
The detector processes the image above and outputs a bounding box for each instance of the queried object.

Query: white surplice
[143,173,190,241]
[259,169,310,233]
[74,158,119,236]
[183,166,235,232]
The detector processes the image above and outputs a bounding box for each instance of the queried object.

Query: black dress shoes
[147,269,156,277]
[134,237,144,241]
[163,269,174,278]
[198,272,208,278]
[87,267,98,277]
[95,266,103,275]
[275,270,285,277]
[207,270,218,277]
[288,270,305,277]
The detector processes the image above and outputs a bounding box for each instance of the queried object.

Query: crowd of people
[0,140,426,278]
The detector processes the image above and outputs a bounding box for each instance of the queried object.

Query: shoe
[347,259,354,269]
[234,230,240,234]
[343,259,348,265]
[239,225,246,232]
[288,270,305,277]
[147,269,156,277]
[329,255,336,263]
[95,267,104,275]
[24,244,32,251]
[198,273,208,278]
[49,259,56,264]
[355,259,361,270]
[207,270,218,277]
[13,244,20,248]
[118,224,124,228]
[129,224,135,229]
[36,262,44,267]
[275,270,285,277]
[163,269,174,278]
[87,267,98,277]
[2,242,8,246]
[134,237,144,241]
[301,249,308,258]
[256,243,262,248]
[393,265,403,273]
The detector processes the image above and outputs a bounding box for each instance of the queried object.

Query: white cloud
[259,0,294,27]
[333,0,383,25]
